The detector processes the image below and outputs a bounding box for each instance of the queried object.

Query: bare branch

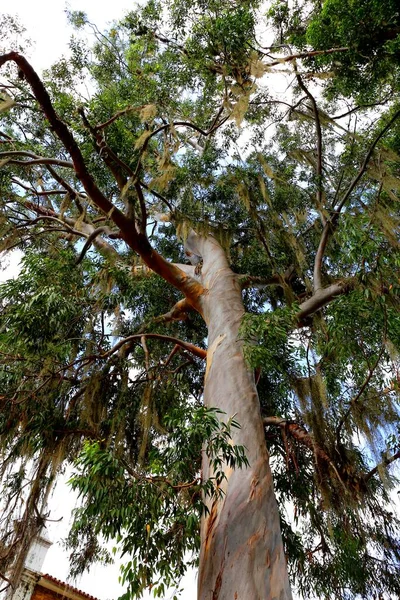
[264,47,349,67]
[297,281,351,322]
[75,226,121,264]
[238,267,295,290]
[95,105,136,130]
[139,180,174,212]
[365,449,400,482]
[137,298,195,333]
[77,106,133,190]
[23,201,119,259]
[0,52,205,305]
[332,94,392,120]
[293,65,325,226]
[0,150,73,169]
[310,107,400,294]
[313,223,330,293]
[101,333,207,360]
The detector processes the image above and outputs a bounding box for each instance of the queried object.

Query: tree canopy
[1,1,400,599]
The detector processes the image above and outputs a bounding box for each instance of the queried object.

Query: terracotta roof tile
[40,573,100,600]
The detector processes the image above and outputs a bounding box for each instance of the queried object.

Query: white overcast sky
[6,0,138,72]
[2,2,197,599]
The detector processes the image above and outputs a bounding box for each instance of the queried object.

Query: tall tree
[1,1,400,599]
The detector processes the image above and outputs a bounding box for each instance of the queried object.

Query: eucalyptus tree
[1,1,400,599]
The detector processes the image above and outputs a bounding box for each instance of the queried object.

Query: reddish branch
[95,105,136,130]
[0,52,205,307]
[75,226,121,264]
[263,416,333,466]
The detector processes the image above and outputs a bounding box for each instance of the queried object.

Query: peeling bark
[0,52,292,597]
[186,233,292,600]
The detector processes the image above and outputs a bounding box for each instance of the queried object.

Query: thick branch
[292,72,325,292]
[297,281,350,322]
[0,52,205,306]
[0,53,128,227]
[313,223,331,293]
[263,416,333,465]
[136,298,194,333]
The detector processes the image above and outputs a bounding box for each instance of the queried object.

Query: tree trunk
[186,233,292,600]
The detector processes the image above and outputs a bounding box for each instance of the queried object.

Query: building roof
[39,574,100,600]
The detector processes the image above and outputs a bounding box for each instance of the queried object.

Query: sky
[5,0,137,72]
[1,2,197,598]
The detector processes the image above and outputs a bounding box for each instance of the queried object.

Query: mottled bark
[186,233,292,600]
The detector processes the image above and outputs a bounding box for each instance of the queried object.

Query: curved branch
[77,106,132,190]
[139,180,174,212]
[17,215,87,239]
[313,223,331,293]
[309,108,400,295]
[238,267,295,290]
[101,333,207,360]
[95,105,136,131]
[0,150,73,169]
[0,52,205,306]
[135,298,195,335]
[23,201,119,259]
[297,281,351,322]
[75,226,121,264]
[138,116,228,154]
[332,95,392,120]
[0,53,128,228]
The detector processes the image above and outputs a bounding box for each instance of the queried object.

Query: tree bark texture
[186,233,292,600]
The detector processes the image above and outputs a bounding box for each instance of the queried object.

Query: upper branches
[0,52,205,308]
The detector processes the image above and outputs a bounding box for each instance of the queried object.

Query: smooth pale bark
[186,233,292,600]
